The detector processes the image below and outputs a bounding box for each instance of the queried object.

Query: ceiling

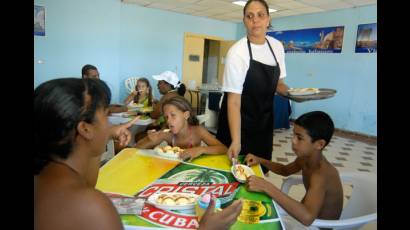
[121,0,376,23]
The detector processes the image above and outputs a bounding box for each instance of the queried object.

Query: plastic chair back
[125,77,140,94]
[280,171,377,230]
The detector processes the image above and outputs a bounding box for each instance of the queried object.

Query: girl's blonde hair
[162,96,199,126]
[134,77,153,106]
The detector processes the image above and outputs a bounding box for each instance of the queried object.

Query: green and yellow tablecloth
[96,148,284,229]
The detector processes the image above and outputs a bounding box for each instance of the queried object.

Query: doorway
[182,32,235,115]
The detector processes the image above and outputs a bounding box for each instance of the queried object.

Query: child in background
[123,77,155,109]
[244,111,343,229]
[135,96,227,161]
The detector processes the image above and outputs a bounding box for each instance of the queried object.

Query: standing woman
[216,0,289,173]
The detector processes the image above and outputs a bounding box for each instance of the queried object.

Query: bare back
[301,157,343,221]
[34,163,123,230]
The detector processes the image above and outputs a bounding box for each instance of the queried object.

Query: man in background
[81,64,100,79]
[81,64,127,114]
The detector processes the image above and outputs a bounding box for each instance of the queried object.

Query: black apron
[217,38,280,173]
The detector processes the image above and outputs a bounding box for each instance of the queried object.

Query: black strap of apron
[246,37,279,65]
[247,38,253,60]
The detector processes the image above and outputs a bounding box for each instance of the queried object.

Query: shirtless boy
[245,111,343,228]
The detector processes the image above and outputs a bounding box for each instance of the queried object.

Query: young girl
[135,96,227,161]
[123,77,154,108]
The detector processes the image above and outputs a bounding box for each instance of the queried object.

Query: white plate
[147,192,198,211]
[156,150,181,160]
[128,103,144,108]
[155,146,183,160]
[135,118,153,126]
[231,164,254,183]
[288,88,319,96]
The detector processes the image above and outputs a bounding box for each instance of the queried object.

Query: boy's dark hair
[81,64,98,78]
[34,78,111,174]
[162,96,199,126]
[294,111,334,147]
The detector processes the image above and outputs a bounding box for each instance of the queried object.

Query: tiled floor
[265,126,377,229]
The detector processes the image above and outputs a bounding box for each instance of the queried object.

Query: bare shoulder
[310,160,339,186]
[36,179,123,230]
[194,125,219,141]
[68,188,123,230]
[194,125,209,135]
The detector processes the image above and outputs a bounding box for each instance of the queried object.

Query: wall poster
[34,5,45,36]
[355,23,377,53]
[268,26,345,53]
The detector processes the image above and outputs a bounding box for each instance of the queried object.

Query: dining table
[96,148,285,229]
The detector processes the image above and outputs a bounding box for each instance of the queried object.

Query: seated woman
[34,78,241,230]
[34,78,139,230]
[150,71,186,129]
[135,96,227,161]
[123,77,155,112]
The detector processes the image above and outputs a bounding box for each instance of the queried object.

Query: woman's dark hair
[162,96,198,126]
[164,81,186,96]
[81,64,98,78]
[170,82,186,96]
[34,78,111,174]
[294,111,334,148]
[134,77,153,106]
[243,0,272,30]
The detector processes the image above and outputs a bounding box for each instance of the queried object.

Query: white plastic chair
[125,77,140,94]
[196,114,209,125]
[280,171,377,230]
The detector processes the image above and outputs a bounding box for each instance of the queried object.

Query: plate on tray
[287,88,319,96]
[284,88,336,102]
[147,192,198,211]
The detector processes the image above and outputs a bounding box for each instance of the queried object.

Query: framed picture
[355,23,377,53]
[34,5,45,36]
[268,26,345,53]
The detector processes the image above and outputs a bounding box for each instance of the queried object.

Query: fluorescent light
[232,1,247,7]
[232,1,277,13]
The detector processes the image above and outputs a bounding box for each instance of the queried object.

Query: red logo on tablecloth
[140,203,199,229]
[137,182,240,198]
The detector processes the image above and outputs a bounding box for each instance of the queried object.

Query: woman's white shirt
[222,36,286,94]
